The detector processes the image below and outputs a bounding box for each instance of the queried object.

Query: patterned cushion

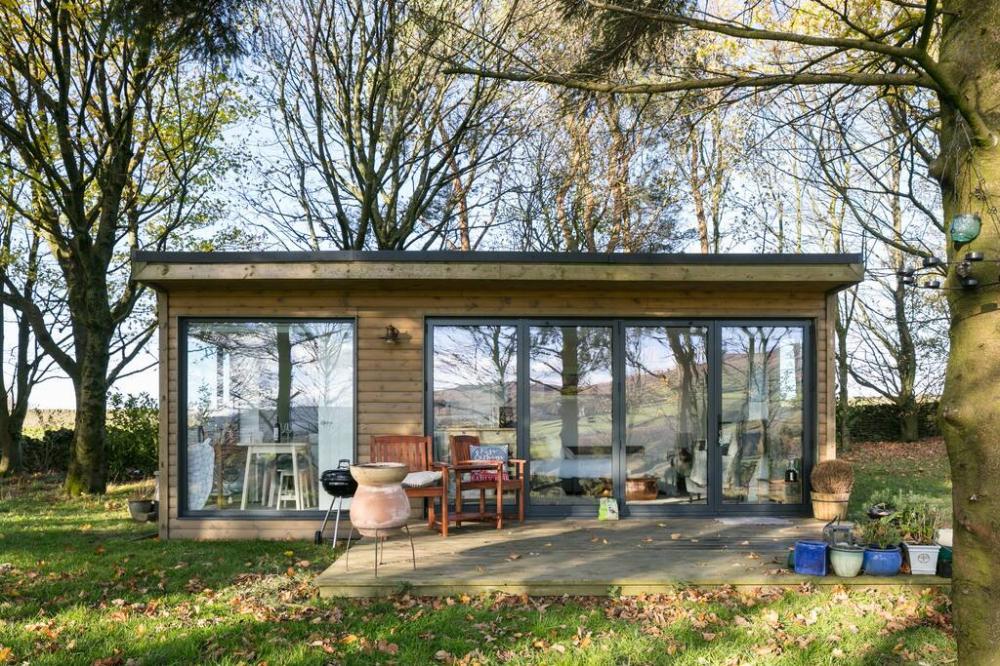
[468,445,510,482]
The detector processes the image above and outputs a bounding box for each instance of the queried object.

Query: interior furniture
[371,435,449,536]
[187,437,215,512]
[448,434,525,525]
[239,441,313,510]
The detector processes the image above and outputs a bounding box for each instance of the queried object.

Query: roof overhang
[132,250,864,292]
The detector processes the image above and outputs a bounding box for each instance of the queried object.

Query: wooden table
[431,461,507,535]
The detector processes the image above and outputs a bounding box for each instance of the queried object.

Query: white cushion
[402,470,442,488]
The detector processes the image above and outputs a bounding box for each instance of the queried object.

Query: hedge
[836,399,940,442]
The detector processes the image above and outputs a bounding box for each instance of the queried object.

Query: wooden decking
[315,518,948,597]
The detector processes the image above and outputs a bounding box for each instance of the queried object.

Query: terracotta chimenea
[348,462,410,537]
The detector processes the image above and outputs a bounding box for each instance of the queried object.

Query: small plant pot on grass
[128,499,158,523]
[830,543,865,577]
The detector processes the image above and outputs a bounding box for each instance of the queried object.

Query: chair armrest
[507,458,526,478]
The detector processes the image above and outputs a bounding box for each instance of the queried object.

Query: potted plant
[898,503,941,575]
[128,497,158,523]
[859,518,903,576]
[810,460,854,520]
[829,540,865,578]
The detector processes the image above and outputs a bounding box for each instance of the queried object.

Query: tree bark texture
[937,1,1000,660]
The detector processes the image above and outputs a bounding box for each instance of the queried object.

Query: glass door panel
[528,325,613,505]
[624,326,710,505]
[720,326,805,505]
[430,324,518,462]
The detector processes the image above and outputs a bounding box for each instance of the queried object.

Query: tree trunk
[0,424,20,476]
[937,2,1000,660]
[65,337,112,495]
[900,406,920,443]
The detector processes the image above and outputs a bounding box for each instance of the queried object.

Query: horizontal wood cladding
[161,282,833,539]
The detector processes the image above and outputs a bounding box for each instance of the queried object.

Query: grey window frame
[177,316,358,520]
[426,316,816,518]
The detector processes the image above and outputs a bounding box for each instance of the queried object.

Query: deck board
[315,518,948,597]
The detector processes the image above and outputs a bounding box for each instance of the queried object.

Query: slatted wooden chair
[371,435,449,536]
[449,434,525,526]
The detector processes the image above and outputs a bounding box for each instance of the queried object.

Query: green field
[0,440,954,664]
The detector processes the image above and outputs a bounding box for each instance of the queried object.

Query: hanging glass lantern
[951,213,981,243]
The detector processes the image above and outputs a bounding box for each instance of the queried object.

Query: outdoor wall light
[961,278,980,289]
[901,275,916,285]
[950,213,981,244]
[924,279,942,289]
[965,251,985,262]
[922,256,944,268]
[381,325,401,344]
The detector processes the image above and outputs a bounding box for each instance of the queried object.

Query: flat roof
[133,250,864,290]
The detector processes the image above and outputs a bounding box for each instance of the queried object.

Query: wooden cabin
[133,251,863,539]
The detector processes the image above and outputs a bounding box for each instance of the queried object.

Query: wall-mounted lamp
[951,213,981,244]
[381,325,401,344]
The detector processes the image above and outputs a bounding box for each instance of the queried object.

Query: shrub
[19,392,158,482]
[106,392,158,482]
[858,517,902,549]
[811,459,854,494]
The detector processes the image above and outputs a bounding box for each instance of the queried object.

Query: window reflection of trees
[185,321,353,512]
[432,325,518,460]
[721,326,803,503]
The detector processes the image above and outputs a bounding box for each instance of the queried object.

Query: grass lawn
[843,438,952,525]
[1,441,954,665]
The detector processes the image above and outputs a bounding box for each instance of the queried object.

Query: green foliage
[837,399,940,442]
[864,489,940,545]
[19,393,158,482]
[105,392,159,483]
[858,517,903,549]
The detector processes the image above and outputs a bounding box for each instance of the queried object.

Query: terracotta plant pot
[350,462,408,486]
[625,476,659,501]
[811,491,849,520]
[349,463,410,537]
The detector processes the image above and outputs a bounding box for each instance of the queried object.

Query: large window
[427,318,812,514]
[430,324,517,461]
[183,320,354,514]
[528,325,614,506]
[624,326,710,504]
[720,326,804,505]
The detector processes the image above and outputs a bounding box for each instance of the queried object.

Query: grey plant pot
[903,543,941,576]
[830,543,865,577]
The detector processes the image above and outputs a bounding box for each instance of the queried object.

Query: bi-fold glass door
[427,319,812,516]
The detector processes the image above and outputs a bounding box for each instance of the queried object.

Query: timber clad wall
[157,282,837,540]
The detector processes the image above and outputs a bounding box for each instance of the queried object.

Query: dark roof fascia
[133,250,863,267]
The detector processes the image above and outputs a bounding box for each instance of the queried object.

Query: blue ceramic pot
[863,545,902,576]
[794,540,829,576]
